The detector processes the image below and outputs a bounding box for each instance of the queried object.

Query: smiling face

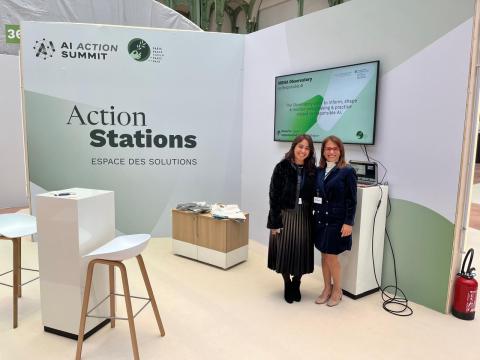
[294,139,310,165]
[323,140,340,163]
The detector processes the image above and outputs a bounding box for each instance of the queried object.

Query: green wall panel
[382,199,454,313]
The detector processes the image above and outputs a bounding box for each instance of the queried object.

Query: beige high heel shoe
[327,293,342,307]
[314,291,331,304]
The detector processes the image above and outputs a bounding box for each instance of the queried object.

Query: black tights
[282,273,302,283]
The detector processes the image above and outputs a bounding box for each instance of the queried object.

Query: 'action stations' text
[67,105,197,148]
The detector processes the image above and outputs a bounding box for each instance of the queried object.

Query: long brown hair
[284,134,316,175]
[319,135,347,169]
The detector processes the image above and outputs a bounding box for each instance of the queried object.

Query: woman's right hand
[271,229,281,236]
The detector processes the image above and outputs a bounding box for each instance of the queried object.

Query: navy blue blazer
[312,165,357,254]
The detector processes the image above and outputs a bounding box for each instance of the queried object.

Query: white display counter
[36,188,115,339]
[340,185,388,299]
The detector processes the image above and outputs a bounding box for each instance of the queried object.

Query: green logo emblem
[128,38,150,62]
[356,131,364,139]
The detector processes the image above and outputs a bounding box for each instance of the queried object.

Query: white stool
[0,213,38,328]
[75,234,165,360]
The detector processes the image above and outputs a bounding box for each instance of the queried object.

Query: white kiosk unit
[340,185,388,299]
[36,188,115,339]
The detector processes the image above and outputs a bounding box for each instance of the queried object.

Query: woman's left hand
[340,224,352,237]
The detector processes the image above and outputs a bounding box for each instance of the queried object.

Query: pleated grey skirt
[267,205,314,276]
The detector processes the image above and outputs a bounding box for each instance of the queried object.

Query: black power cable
[362,145,388,184]
[361,144,371,162]
[362,145,413,316]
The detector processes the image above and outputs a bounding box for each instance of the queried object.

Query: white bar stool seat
[0,213,38,328]
[86,234,151,261]
[76,234,165,360]
[0,214,37,238]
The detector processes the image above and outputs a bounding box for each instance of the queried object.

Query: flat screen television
[274,60,379,144]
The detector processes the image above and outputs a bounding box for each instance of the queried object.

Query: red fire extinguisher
[452,248,477,320]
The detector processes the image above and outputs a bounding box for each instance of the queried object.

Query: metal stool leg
[118,262,140,360]
[136,255,165,336]
[109,264,115,328]
[76,260,96,360]
[12,238,20,328]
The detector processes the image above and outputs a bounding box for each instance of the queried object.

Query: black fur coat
[267,159,315,229]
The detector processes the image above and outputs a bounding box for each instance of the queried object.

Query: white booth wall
[0,54,28,208]
[21,23,245,237]
[241,0,474,312]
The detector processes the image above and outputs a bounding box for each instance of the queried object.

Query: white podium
[36,188,115,339]
[339,185,388,299]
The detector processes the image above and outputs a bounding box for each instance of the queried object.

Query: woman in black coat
[313,135,357,307]
[267,134,316,303]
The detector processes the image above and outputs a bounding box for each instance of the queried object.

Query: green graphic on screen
[274,61,379,144]
[276,95,323,139]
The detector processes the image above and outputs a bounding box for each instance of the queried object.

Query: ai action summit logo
[33,39,56,60]
[128,38,150,62]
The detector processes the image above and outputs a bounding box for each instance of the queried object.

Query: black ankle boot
[284,280,293,303]
[292,278,301,302]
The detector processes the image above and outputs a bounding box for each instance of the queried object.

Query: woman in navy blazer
[313,135,357,307]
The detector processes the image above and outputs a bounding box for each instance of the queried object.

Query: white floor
[1,235,480,360]
[470,183,480,205]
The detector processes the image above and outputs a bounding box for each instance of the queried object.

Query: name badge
[298,198,303,205]
[314,197,322,204]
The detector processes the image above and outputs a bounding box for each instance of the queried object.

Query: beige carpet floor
[1,233,479,360]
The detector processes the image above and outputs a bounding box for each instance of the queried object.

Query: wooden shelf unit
[172,209,249,269]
